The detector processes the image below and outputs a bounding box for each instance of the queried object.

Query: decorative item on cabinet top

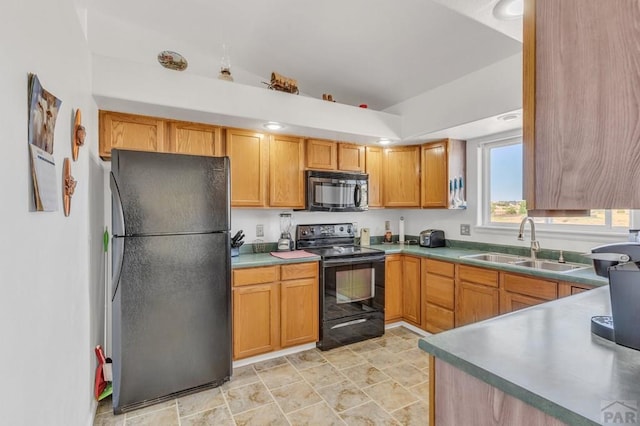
[72,109,86,161]
[157,51,188,71]
[263,72,299,94]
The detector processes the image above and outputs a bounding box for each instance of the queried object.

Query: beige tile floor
[94,327,430,426]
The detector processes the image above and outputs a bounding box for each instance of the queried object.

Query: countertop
[232,244,608,287]
[419,286,640,425]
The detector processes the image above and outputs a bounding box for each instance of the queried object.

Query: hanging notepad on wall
[30,144,58,211]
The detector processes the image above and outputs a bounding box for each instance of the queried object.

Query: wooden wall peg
[63,158,77,217]
[72,109,85,161]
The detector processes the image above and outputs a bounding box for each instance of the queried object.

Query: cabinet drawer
[281,262,318,281]
[425,259,455,278]
[425,273,454,310]
[425,303,454,333]
[458,265,499,287]
[233,266,279,287]
[502,273,557,301]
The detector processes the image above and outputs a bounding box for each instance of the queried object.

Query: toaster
[419,229,445,248]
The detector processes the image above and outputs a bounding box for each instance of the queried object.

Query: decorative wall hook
[72,109,85,161]
[63,158,77,217]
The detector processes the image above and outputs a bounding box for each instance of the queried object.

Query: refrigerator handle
[110,172,125,237]
[111,236,124,301]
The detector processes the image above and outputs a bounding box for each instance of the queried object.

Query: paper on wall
[30,144,58,211]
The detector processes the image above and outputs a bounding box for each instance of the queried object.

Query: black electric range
[296,223,386,350]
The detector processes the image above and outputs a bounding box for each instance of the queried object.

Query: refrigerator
[110,149,231,414]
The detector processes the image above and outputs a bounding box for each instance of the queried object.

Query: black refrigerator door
[111,149,230,236]
[112,232,231,412]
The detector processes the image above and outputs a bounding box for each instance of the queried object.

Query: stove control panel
[296,223,356,240]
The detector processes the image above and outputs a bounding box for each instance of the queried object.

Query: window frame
[479,134,632,234]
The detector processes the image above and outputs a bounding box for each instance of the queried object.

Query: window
[482,136,630,231]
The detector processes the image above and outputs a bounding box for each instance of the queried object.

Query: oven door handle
[322,255,386,267]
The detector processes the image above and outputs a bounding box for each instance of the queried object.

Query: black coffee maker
[588,242,640,350]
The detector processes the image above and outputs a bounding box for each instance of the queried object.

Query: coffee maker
[277,213,293,251]
[588,242,640,350]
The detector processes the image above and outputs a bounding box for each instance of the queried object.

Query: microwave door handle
[354,184,361,207]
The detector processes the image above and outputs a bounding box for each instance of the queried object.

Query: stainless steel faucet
[518,217,540,260]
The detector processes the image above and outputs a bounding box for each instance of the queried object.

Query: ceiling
[86,0,522,112]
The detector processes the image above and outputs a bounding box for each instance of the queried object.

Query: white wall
[0,1,104,425]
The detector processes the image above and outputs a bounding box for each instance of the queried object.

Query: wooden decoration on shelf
[322,94,336,102]
[63,158,77,217]
[263,72,299,94]
[72,109,86,161]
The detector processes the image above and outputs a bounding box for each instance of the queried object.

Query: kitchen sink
[513,260,589,273]
[461,253,590,274]
[461,253,529,263]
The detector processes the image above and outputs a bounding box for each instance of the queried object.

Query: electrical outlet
[460,224,471,236]
[256,224,264,237]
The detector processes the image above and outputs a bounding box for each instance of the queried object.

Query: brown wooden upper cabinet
[421,139,466,209]
[99,111,224,160]
[523,0,639,212]
[338,143,365,172]
[99,111,167,159]
[225,129,269,207]
[365,146,383,208]
[382,146,421,207]
[269,135,305,209]
[167,122,224,157]
[306,139,337,170]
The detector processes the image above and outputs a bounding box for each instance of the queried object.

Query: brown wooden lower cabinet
[422,258,456,333]
[280,278,319,348]
[558,281,595,297]
[232,262,318,360]
[233,283,280,360]
[401,255,421,326]
[500,291,547,314]
[455,281,500,327]
[385,255,404,323]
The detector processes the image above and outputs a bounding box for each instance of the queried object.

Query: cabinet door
[226,129,268,207]
[383,146,421,207]
[270,135,305,208]
[365,146,383,207]
[385,255,403,322]
[558,281,594,298]
[281,278,319,347]
[455,281,499,327]
[421,141,448,208]
[500,291,546,314]
[425,303,455,334]
[168,122,223,157]
[99,111,166,159]
[402,255,421,325]
[306,139,337,170]
[338,143,365,172]
[233,283,279,360]
[523,0,638,211]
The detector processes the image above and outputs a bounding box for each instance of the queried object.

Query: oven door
[321,255,385,321]
[307,176,367,212]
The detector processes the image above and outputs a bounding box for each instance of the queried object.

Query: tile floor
[94,327,429,426]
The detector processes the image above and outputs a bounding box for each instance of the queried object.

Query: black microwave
[306,170,368,212]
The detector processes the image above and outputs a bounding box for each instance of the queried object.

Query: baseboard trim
[232,342,317,368]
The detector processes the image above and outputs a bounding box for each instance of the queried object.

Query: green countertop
[232,244,608,286]
[419,286,640,425]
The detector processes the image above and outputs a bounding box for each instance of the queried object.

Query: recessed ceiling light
[497,113,521,122]
[493,0,523,20]
[378,139,391,145]
[263,122,284,130]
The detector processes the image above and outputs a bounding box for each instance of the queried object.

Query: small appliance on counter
[419,229,445,248]
[588,242,640,351]
[278,212,294,251]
